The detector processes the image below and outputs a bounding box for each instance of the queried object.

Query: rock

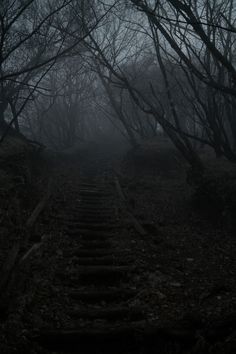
[170,282,182,288]
[156,291,166,300]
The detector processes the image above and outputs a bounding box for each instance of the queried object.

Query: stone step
[79,196,111,202]
[68,228,114,235]
[67,222,117,231]
[52,214,112,224]
[79,183,103,189]
[75,256,124,266]
[72,206,114,213]
[79,240,111,249]
[59,266,130,286]
[75,249,114,257]
[71,204,113,211]
[68,306,144,322]
[34,322,155,352]
[76,215,112,223]
[80,233,111,241]
[76,214,115,222]
[76,265,130,285]
[68,288,136,303]
[66,229,114,238]
[79,200,111,207]
[80,185,109,191]
[79,190,110,197]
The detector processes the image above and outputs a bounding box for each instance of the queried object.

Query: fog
[0,0,235,162]
[1,1,236,353]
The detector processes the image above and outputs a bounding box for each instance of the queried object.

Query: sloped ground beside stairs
[0,136,51,353]
[118,141,236,353]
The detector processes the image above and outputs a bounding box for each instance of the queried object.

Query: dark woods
[1,2,236,354]
[0,0,235,167]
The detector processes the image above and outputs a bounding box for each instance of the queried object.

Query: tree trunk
[0,99,9,133]
[98,73,138,148]
[9,100,20,133]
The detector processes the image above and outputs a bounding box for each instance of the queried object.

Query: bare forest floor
[0,138,236,353]
[116,139,236,352]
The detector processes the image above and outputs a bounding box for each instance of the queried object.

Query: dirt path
[1,146,236,353]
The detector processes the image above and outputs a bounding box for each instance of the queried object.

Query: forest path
[6,146,236,354]
[20,149,159,354]
[36,151,147,352]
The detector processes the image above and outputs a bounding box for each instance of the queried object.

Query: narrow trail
[6,148,233,353]
[32,151,150,353]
